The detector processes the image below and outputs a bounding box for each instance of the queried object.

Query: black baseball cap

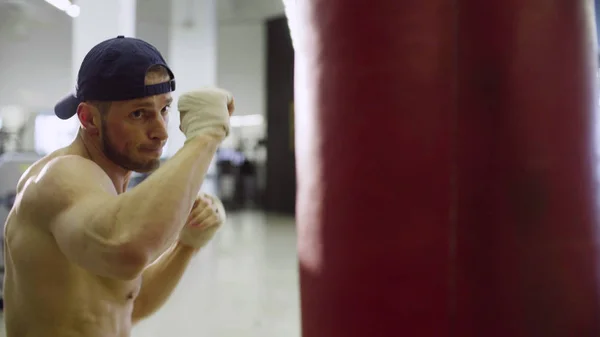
[54,35,176,120]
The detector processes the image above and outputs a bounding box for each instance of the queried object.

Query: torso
[3,149,141,337]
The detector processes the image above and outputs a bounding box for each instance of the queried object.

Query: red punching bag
[455,1,600,336]
[288,1,457,336]
[287,0,600,336]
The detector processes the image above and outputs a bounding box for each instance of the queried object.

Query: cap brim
[54,94,81,120]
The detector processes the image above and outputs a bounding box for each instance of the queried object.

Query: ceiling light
[230,114,264,128]
[66,4,80,18]
[44,0,80,18]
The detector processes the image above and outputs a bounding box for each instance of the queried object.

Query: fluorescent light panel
[230,114,264,128]
[44,0,80,18]
[65,4,80,17]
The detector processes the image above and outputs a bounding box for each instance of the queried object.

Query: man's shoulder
[40,154,106,181]
[18,155,113,213]
[26,155,104,190]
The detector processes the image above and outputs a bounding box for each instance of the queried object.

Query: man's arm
[131,242,197,323]
[28,134,219,280]
[131,193,225,322]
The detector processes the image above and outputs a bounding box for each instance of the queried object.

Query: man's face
[100,91,171,173]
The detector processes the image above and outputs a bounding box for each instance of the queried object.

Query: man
[2,36,234,337]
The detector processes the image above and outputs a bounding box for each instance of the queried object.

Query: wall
[217,22,266,149]
[0,3,71,152]
[136,0,171,57]
[0,4,71,112]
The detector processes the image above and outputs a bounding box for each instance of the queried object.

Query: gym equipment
[289,1,600,336]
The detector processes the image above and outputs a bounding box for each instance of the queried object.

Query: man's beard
[101,123,161,173]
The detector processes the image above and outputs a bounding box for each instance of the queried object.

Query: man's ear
[77,103,102,135]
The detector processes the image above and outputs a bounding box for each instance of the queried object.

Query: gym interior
[2,1,600,336]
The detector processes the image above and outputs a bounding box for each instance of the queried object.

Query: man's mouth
[140,146,163,154]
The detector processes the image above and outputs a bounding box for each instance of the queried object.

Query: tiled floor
[0,210,300,337]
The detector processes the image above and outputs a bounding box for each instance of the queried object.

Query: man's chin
[131,159,161,173]
[119,158,161,173]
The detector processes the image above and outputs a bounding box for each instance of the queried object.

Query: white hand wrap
[178,88,232,141]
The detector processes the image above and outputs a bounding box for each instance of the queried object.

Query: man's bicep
[50,190,120,248]
[31,156,144,279]
[51,194,144,279]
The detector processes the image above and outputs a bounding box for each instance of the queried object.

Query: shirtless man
[2,36,233,337]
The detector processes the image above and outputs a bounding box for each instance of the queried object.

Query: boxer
[2,36,233,337]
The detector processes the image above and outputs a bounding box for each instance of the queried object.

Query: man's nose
[149,116,169,142]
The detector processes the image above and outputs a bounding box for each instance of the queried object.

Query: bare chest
[6,216,142,304]
[96,276,142,302]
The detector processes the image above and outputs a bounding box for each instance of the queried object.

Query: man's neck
[72,131,132,193]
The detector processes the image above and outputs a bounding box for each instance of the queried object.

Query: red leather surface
[455,1,600,336]
[292,1,600,336]
[294,1,456,336]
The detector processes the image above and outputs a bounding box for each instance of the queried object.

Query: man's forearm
[115,135,221,261]
[132,242,198,323]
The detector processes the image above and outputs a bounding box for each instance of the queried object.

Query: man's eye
[162,105,171,114]
[131,110,144,119]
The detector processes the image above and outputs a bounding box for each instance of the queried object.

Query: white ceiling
[0,0,285,31]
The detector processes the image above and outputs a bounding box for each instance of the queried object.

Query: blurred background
[0,0,299,336]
